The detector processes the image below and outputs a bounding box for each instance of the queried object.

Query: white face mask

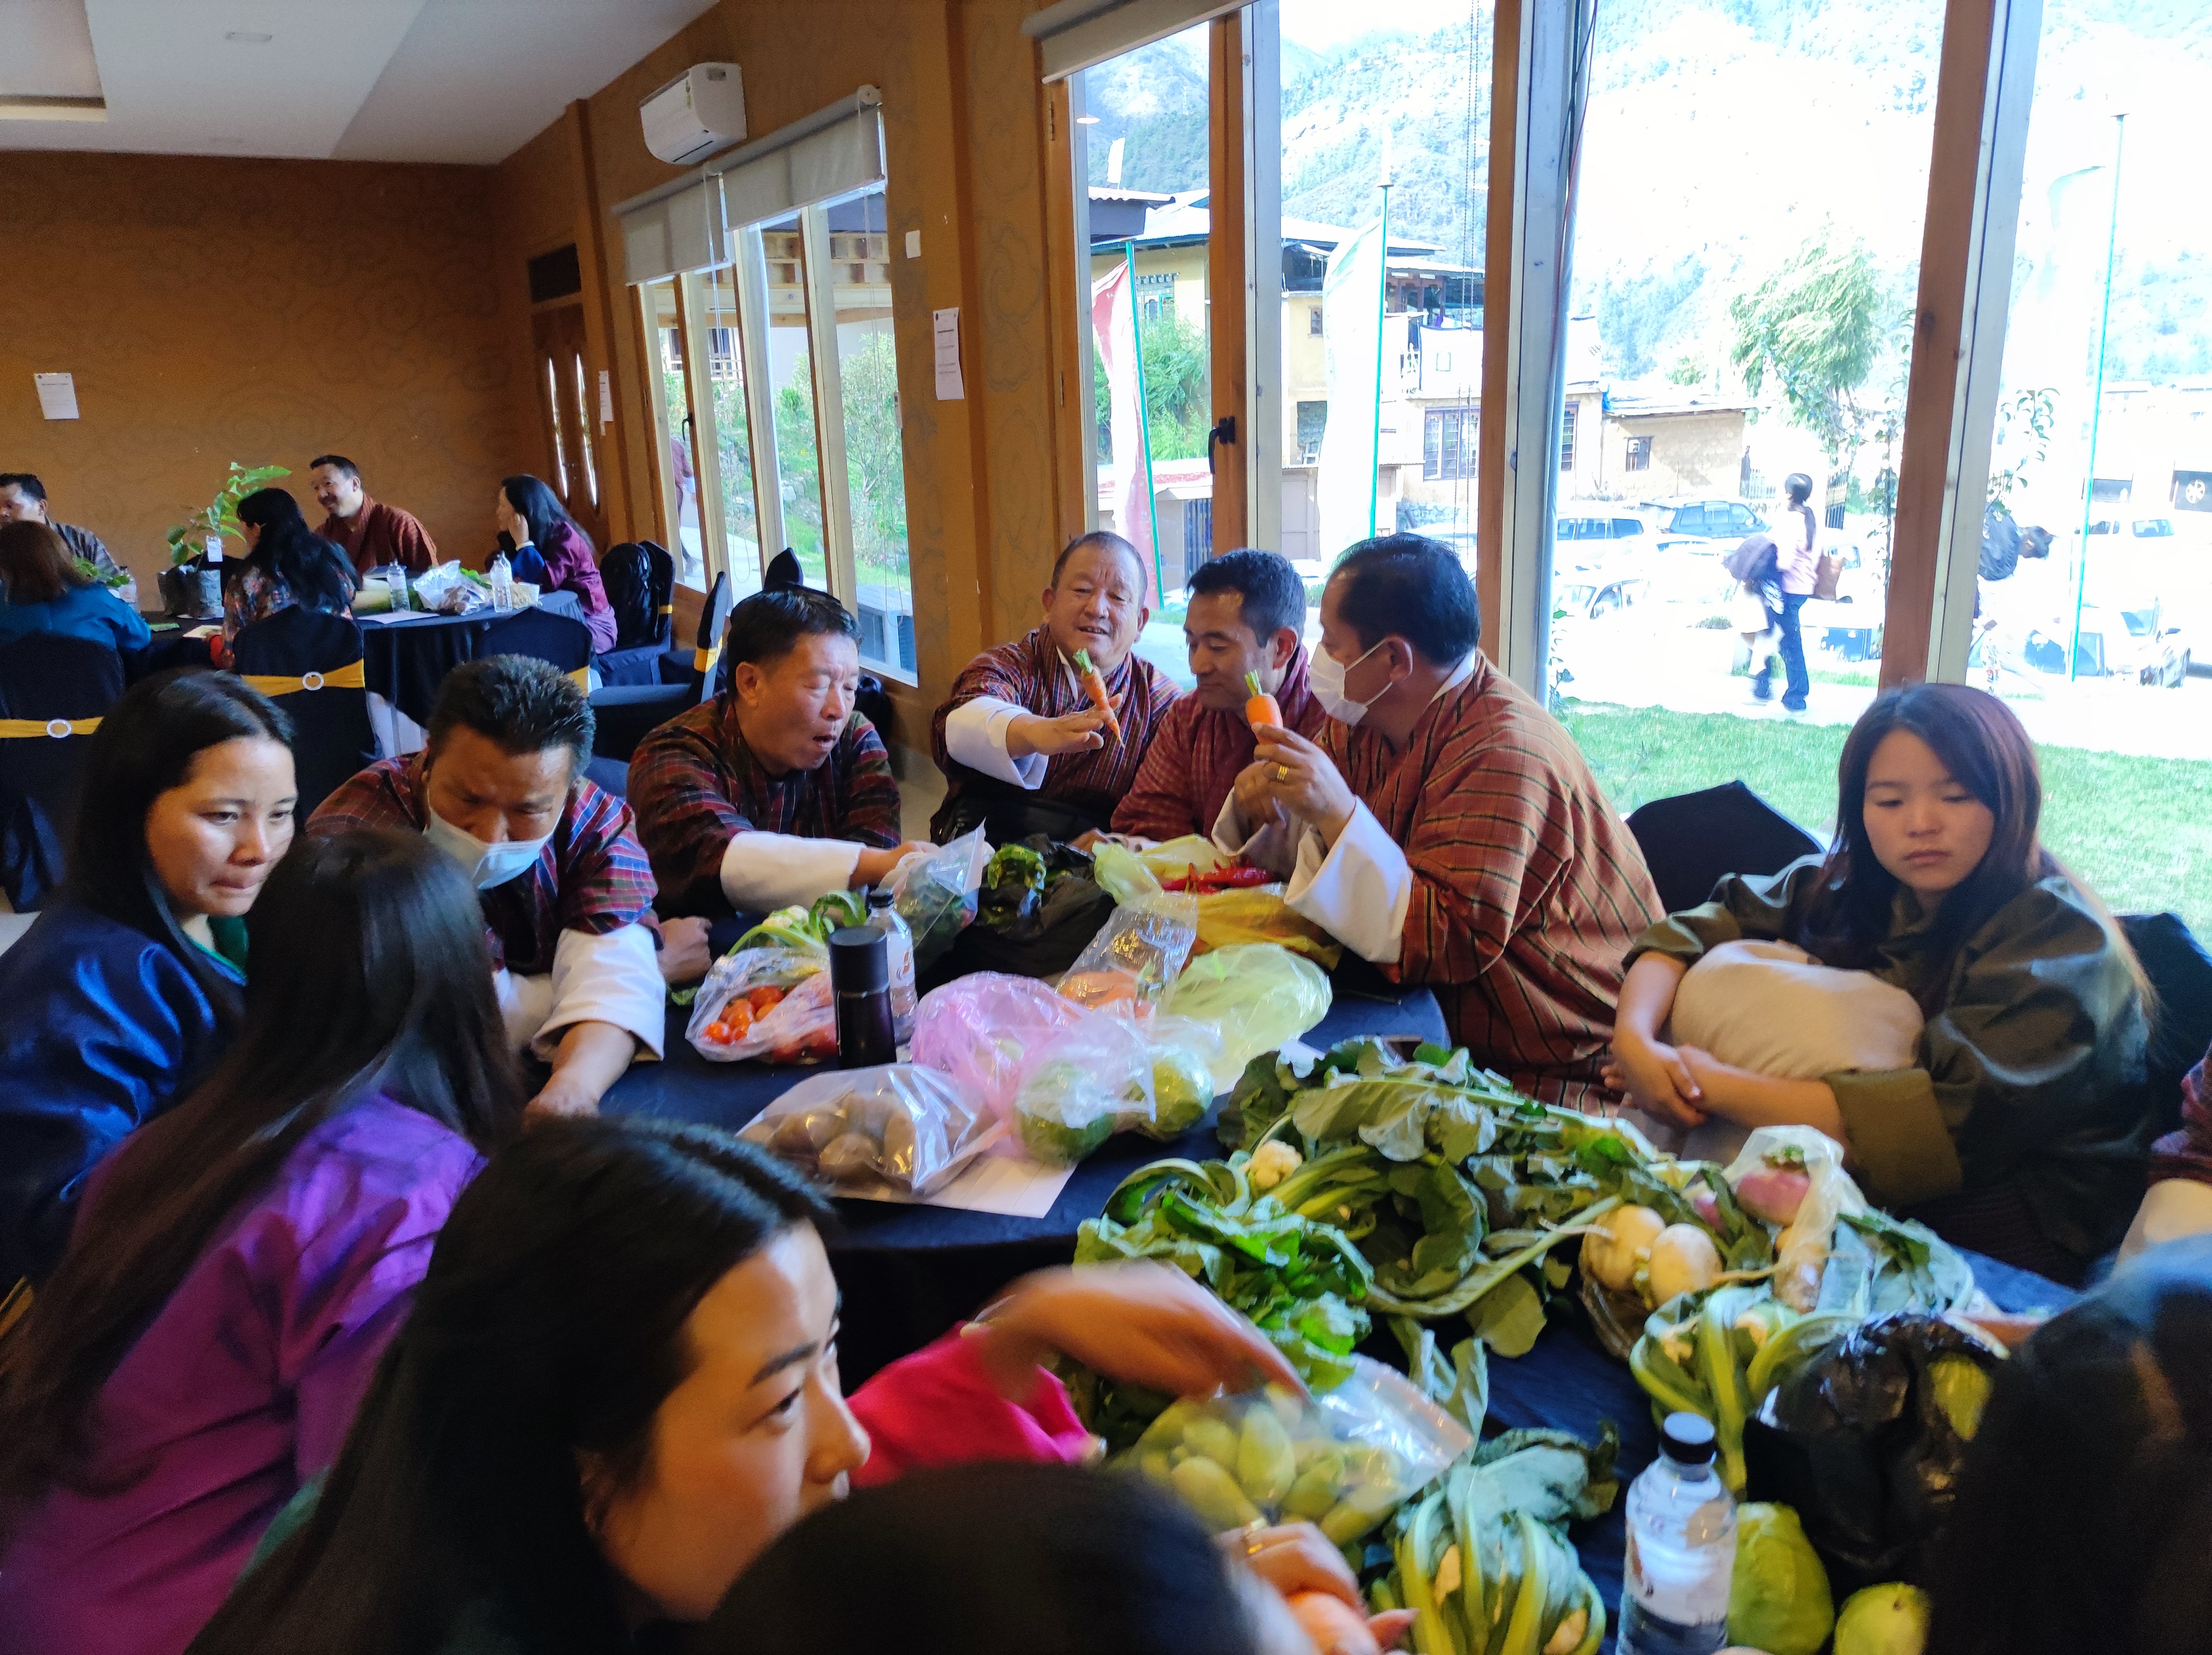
[423,807,551,890]
[1310,640,1388,726]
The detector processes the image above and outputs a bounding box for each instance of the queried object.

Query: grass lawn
[1558,700,2212,940]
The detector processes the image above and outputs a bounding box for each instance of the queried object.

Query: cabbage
[1728,1502,1834,1655]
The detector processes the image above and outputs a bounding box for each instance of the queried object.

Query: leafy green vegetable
[1464,1271,1548,1358]
[1144,1045,1213,1139]
[734,903,835,955]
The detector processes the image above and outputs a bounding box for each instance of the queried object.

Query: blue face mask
[423,807,550,890]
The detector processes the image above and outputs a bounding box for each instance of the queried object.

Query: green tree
[839,331,910,587]
[1091,301,1211,464]
[1729,237,1903,478]
[774,372,825,576]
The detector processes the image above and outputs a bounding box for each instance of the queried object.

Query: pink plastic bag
[909,972,1086,1122]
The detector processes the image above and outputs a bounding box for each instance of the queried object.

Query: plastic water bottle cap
[1659,1412,1717,1465]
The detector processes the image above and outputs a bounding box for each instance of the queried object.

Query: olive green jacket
[1628,856,2149,1260]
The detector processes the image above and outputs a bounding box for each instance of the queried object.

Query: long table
[602,981,1450,1381]
[601,981,2077,1655]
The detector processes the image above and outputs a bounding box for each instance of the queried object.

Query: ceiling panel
[0,0,719,163]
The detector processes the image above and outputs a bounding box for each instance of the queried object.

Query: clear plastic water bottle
[489,551,514,613]
[1619,1413,1738,1655]
[864,887,916,1045]
[383,562,411,613]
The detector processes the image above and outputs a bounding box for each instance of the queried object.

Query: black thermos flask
[829,927,895,1068]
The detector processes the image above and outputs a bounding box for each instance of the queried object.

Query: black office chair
[1624,780,1823,916]
[231,607,375,818]
[590,570,732,765]
[2119,911,2212,1141]
[0,633,125,909]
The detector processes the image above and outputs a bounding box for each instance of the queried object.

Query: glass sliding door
[1542,0,1941,839]
[759,212,830,589]
[701,264,766,601]
[641,278,706,588]
[1954,0,2212,935]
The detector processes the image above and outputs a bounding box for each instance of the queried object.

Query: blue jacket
[0,901,241,1284]
[0,582,152,652]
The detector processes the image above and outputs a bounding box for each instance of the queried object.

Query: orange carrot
[1071,648,1123,742]
[1243,671,1282,730]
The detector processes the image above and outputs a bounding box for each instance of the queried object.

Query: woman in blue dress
[0,521,150,653]
[0,670,296,1286]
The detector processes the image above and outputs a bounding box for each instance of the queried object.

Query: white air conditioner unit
[640,63,745,166]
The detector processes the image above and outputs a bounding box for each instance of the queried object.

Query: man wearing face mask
[1216,534,1661,1108]
[930,531,1180,843]
[628,588,933,918]
[312,656,669,1118]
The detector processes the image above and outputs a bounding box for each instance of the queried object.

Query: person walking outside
[1754,472,1818,714]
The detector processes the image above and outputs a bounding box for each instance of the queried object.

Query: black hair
[726,588,860,673]
[1926,1236,2212,1655]
[1187,548,1306,646]
[500,475,579,550]
[0,471,49,504]
[1783,472,1817,557]
[426,655,594,775]
[0,828,524,1531]
[236,488,353,615]
[63,669,294,1024]
[1329,533,1481,664]
[702,1462,1267,1655]
[186,1120,834,1655]
[1051,529,1145,595]
[310,455,362,481]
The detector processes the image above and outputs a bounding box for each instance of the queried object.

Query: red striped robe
[1326,656,1661,1109]
[929,626,1178,837]
[1113,646,1328,843]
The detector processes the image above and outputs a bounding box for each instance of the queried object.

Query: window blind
[1022,0,1241,82]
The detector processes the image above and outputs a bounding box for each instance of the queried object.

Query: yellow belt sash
[238,659,369,698]
[0,716,101,739]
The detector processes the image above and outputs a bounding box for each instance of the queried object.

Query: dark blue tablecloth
[602,982,1449,1379]
[360,589,587,724]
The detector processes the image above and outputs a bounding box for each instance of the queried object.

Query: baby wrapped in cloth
[1625,939,1925,1164]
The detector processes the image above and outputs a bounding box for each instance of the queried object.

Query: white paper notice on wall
[932,307,963,401]
[34,372,79,420]
[598,369,613,428]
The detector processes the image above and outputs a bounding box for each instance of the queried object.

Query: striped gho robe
[1113,646,1328,844]
[1321,656,1660,1109]
[628,697,904,918]
[930,626,1178,838]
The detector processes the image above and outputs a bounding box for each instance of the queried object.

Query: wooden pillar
[1207,11,1249,552]
[1474,0,1524,663]
[1882,0,2004,687]
[564,99,639,546]
[1043,76,1092,551]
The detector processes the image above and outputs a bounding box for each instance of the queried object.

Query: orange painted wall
[490,0,1076,736]
[0,152,530,582]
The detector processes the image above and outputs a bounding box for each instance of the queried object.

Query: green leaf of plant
[1465,1269,1547,1357]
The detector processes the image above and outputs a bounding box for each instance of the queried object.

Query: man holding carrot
[1112,549,1326,844]
[930,530,1179,842]
[1215,534,1661,1109]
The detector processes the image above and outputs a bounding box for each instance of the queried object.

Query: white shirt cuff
[1211,790,1296,875]
[1285,801,1411,965]
[944,695,1049,789]
[494,967,556,1052]
[531,923,666,1062]
[720,831,865,912]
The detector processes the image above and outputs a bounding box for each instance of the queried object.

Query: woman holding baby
[1610,683,2150,1283]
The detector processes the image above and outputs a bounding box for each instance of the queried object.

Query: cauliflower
[1248,1140,1304,1193]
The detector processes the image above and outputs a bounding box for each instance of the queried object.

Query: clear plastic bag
[1094,843,1339,967]
[1012,1013,1157,1166]
[1140,1013,1223,1139]
[686,948,835,1064]
[1119,1354,1471,1540]
[909,971,1088,1121]
[889,826,990,969]
[1058,895,1200,1014]
[1161,943,1333,1091]
[739,1064,1002,1197]
[408,560,472,611]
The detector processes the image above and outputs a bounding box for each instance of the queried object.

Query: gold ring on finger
[1275,763,1291,782]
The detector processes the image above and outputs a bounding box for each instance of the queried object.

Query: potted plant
[161,461,289,618]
